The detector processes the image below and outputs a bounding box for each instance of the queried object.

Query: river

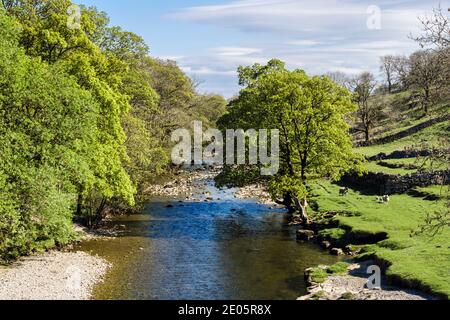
[76,175,339,300]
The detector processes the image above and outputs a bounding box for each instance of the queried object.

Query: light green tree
[219,60,364,224]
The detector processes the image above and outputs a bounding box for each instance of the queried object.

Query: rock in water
[321,241,332,249]
[330,248,345,256]
[296,229,316,241]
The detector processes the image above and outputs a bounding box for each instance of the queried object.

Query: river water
[76,176,339,300]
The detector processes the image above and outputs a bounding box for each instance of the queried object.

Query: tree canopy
[0,0,227,260]
[219,60,363,223]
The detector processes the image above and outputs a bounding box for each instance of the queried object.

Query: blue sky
[76,0,446,98]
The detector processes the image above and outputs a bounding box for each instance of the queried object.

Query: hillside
[310,90,450,298]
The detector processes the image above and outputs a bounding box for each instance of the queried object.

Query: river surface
[76,176,339,300]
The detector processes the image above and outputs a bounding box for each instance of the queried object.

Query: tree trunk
[364,127,370,143]
[294,197,310,225]
[283,192,295,213]
[76,193,83,216]
[424,88,430,114]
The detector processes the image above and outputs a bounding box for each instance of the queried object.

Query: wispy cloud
[286,40,322,46]
[166,0,442,97]
[212,46,263,56]
[180,65,236,76]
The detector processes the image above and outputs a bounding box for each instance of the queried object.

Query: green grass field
[362,161,417,175]
[309,180,450,298]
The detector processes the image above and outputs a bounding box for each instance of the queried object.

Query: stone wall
[341,170,450,195]
[368,149,435,161]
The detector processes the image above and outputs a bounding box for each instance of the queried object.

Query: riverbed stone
[321,241,332,250]
[330,248,345,256]
[296,229,316,241]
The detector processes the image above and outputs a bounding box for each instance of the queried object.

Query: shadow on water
[76,181,340,300]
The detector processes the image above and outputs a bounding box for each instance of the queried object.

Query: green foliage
[219,60,364,217]
[215,165,266,188]
[0,1,228,260]
[0,8,89,260]
[269,175,307,206]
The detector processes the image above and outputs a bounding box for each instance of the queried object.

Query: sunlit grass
[309,180,450,298]
[356,121,449,157]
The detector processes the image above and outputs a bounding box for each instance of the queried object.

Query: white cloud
[181,65,236,76]
[287,40,322,46]
[169,0,435,35]
[167,0,442,97]
[212,46,263,56]
[157,55,185,61]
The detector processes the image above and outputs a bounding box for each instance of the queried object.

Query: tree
[219,60,363,224]
[411,6,450,113]
[4,0,138,221]
[351,72,381,143]
[413,6,450,51]
[407,50,444,114]
[380,55,397,93]
[391,55,411,90]
[0,6,104,258]
[237,58,286,87]
[325,71,351,90]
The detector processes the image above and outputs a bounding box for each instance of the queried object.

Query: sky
[75,0,446,98]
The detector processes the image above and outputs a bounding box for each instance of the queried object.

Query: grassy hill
[309,89,450,298]
[310,181,449,298]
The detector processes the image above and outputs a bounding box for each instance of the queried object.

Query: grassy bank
[309,180,449,298]
[357,121,449,157]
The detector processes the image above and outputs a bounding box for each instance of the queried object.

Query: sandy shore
[0,251,110,300]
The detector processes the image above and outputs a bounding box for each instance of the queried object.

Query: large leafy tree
[97,25,168,190]
[0,6,103,258]
[3,0,136,218]
[219,60,363,223]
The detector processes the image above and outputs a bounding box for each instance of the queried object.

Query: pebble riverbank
[299,262,436,300]
[144,169,278,206]
[0,251,110,300]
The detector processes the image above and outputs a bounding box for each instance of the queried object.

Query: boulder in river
[330,248,345,256]
[321,241,332,250]
[296,229,316,241]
